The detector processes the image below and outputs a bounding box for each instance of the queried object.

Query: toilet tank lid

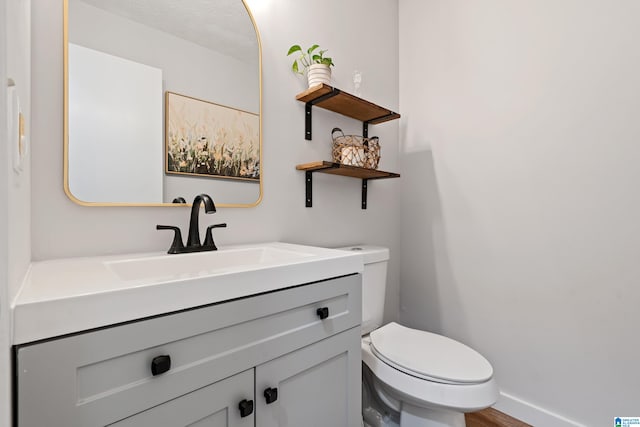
[336,245,389,264]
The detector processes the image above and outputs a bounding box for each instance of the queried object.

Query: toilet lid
[369,322,493,384]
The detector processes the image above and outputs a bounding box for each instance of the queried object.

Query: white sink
[13,242,364,344]
[105,245,314,281]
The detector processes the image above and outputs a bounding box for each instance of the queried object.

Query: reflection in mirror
[64,0,262,206]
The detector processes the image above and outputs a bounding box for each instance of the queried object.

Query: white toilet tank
[338,246,389,335]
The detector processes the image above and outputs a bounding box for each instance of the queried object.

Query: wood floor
[465,408,532,427]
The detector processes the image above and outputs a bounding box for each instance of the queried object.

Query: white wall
[2,0,32,425]
[6,0,31,309]
[0,2,10,425]
[31,0,401,322]
[399,1,640,425]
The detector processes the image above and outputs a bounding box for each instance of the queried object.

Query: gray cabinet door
[255,327,362,427]
[110,369,254,427]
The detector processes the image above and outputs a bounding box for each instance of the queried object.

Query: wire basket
[331,128,380,169]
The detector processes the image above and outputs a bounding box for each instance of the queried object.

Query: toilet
[339,246,498,427]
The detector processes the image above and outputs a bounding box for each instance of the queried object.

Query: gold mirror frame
[62,0,263,207]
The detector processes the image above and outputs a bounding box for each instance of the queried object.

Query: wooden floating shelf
[296,84,401,123]
[295,84,400,140]
[296,161,400,179]
[296,161,400,209]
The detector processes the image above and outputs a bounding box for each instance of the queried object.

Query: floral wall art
[165,92,260,181]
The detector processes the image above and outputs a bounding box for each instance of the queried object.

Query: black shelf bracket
[303,169,371,209]
[361,179,369,209]
[363,112,399,138]
[305,171,313,207]
[304,88,341,140]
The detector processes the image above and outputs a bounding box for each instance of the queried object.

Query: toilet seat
[361,336,499,413]
[369,322,493,385]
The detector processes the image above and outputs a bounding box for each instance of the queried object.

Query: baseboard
[493,391,587,427]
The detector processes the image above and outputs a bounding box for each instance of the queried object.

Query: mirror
[64,0,262,207]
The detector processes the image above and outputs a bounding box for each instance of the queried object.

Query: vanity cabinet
[15,274,362,427]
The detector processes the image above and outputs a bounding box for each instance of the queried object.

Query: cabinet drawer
[16,274,361,427]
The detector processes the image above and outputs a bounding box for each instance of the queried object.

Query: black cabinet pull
[151,355,171,376]
[238,399,254,417]
[316,307,329,320]
[264,387,278,404]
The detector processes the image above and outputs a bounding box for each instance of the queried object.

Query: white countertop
[12,242,363,345]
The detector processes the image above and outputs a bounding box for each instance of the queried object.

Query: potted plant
[287,44,335,88]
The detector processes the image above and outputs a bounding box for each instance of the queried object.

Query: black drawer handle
[151,355,171,376]
[239,399,254,417]
[316,307,329,320]
[264,387,278,404]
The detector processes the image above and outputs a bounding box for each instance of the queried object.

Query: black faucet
[156,193,226,254]
[186,194,216,248]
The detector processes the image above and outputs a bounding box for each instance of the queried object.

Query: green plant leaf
[287,43,334,72]
[287,45,302,56]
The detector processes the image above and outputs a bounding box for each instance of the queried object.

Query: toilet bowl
[338,246,498,427]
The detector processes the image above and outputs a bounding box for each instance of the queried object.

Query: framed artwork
[165,92,260,181]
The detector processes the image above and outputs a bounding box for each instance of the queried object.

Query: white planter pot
[307,64,332,88]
